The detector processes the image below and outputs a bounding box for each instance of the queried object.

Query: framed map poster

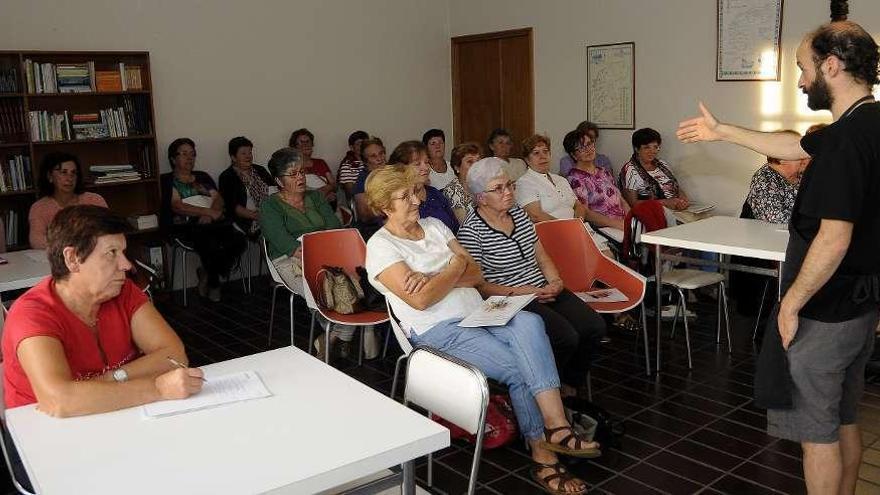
[587,42,635,129]
[717,0,784,81]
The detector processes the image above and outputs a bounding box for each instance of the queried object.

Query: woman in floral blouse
[563,129,628,231]
[441,142,481,223]
[746,131,810,223]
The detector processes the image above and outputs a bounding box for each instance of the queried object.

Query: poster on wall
[586,42,635,129]
[717,0,784,81]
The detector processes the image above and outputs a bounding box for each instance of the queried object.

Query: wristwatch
[112,368,129,383]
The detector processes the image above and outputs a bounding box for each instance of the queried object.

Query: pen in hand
[167,356,207,382]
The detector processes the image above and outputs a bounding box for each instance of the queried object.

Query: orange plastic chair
[301,228,389,365]
[535,218,651,375]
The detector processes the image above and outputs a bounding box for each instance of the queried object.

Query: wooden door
[451,28,534,153]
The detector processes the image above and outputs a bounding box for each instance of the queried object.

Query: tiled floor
[5,276,880,494]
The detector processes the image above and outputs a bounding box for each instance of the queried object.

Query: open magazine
[458,294,536,328]
[575,288,628,303]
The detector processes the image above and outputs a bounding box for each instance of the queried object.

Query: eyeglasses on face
[484,181,516,195]
[639,144,661,152]
[575,141,596,152]
[279,169,306,178]
[391,186,424,203]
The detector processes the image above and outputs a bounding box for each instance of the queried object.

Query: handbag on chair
[316,266,364,314]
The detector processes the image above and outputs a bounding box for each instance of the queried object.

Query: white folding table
[6,346,449,494]
[640,216,789,371]
[0,250,49,296]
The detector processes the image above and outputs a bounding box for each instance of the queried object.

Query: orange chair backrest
[301,228,366,297]
[534,219,600,293]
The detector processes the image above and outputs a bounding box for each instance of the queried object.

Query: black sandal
[530,462,588,495]
[539,426,602,458]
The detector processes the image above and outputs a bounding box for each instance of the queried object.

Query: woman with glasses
[619,128,689,210]
[365,164,598,495]
[288,128,336,205]
[388,140,459,233]
[260,147,369,358]
[563,129,628,231]
[458,158,605,399]
[160,138,246,302]
[218,136,275,237]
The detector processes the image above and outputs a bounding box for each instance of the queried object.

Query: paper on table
[685,203,716,214]
[181,195,213,208]
[142,370,272,419]
[575,288,628,303]
[458,294,535,328]
[598,227,624,243]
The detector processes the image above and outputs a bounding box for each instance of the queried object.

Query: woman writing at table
[3,205,203,417]
[365,165,597,495]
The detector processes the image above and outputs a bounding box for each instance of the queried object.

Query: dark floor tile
[710,475,780,495]
[650,401,718,426]
[702,376,754,397]
[723,408,767,431]
[673,393,735,416]
[686,384,751,408]
[564,459,616,486]
[591,396,645,418]
[582,448,639,472]
[416,461,470,494]
[631,409,698,436]
[618,377,681,400]
[732,461,806,494]
[668,439,744,471]
[603,386,662,408]
[704,418,776,447]
[750,449,803,478]
[611,437,660,460]
[487,473,547,494]
[623,462,701,495]
[624,420,682,447]
[688,429,763,459]
[645,451,725,485]
[223,340,263,357]
[479,446,531,472]
[599,475,664,495]
[768,438,803,459]
[437,450,508,485]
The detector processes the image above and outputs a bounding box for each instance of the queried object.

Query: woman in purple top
[559,121,612,176]
[388,140,459,233]
[563,129,628,231]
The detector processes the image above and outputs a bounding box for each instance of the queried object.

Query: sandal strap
[545,426,587,450]
[532,462,582,494]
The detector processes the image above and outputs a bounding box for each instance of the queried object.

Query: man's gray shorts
[767,310,878,444]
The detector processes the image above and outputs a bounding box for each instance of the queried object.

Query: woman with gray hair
[259,147,374,359]
[457,158,606,398]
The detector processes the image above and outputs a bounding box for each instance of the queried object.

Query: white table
[0,249,49,294]
[640,216,789,371]
[6,347,449,494]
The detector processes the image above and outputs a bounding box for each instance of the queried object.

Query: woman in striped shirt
[457,158,606,398]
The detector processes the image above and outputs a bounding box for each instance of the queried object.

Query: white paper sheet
[458,294,535,328]
[575,288,629,303]
[142,370,272,419]
[685,203,716,214]
[181,195,213,208]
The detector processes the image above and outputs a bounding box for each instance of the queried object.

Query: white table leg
[777,261,784,301]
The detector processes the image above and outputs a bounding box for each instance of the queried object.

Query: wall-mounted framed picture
[717,0,784,81]
[587,42,635,129]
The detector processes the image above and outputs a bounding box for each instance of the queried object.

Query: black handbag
[356,266,386,312]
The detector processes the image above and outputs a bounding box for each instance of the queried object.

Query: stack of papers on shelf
[575,288,629,303]
[458,294,535,328]
[128,214,158,230]
[142,370,272,419]
[90,164,142,184]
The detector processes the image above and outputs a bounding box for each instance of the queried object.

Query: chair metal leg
[670,298,680,338]
[182,247,188,307]
[752,280,770,340]
[382,325,391,359]
[289,293,295,347]
[390,354,406,399]
[716,283,723,344]
[641,303,651,376]
[720,281,732,353]
[586,370,593,401]
[268,285,280,348]
[358,326,364,366]
[679,289,693,369]
[427,450,434,489]
[324,321,332,364]
[308,312,317,354]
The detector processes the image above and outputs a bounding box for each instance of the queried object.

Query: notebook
[142,370,272,419]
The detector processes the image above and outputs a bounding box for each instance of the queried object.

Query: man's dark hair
[632,128,663,149]
[228,136,253,157]
[421,128,445,146]
[810,1,879,88]
[38,152,84,197]
[563,129,587,157]
[348,130,369,146]
[486,128,511,148]
[288,128,315,148]
[167,137,195,168]
[47,205,130,279]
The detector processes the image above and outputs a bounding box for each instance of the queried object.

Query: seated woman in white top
[422,128,457,190]
[364,165,597,495]
[618,128,690,210]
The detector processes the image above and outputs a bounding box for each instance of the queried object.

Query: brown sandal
[539,426,602,458]
[530,462,588,495]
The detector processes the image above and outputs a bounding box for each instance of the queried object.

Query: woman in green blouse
[260,147,373,358]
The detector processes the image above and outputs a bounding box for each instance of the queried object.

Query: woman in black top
[218,136,275,236]
[160,138,246,302]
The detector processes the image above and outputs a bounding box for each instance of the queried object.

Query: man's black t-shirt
[782,102,880,322]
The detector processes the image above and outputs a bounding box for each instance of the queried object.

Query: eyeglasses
[279,170,306,178]
[484,181,516,195]
[391,189,421,203]
[639,144,661,152]
[575,141,596,152]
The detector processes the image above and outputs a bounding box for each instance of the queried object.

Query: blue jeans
[410,311,560,440]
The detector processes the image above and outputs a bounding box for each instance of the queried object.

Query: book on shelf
[0,99,26,142]
[4,209,20,247]
[30,103,148,142]
[95,70,122,92]
[0,67,18,93]
[24,59,141,93]
[28,110,72,142]
[89,164,142,184]
[56,62,94,93]
[0,154,32,193]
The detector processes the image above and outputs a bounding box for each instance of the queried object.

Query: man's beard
[805,71,833,111]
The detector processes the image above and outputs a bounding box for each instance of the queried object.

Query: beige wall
[0,0,453,178]
[449,0,880,215]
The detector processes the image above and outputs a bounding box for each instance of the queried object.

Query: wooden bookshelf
[0,51,161,254]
